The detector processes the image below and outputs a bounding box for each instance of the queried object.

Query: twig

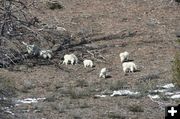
[87,50,95,58]
[4,54,16,65]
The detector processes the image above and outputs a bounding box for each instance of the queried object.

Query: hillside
[0,0,180,119]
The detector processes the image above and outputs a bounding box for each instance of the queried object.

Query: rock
[10,65,29,72]
[146,18,159,27]
[23,80,35,90]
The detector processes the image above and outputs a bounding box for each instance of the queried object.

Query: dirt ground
[0,0,180,119]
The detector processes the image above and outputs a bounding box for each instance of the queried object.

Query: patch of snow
[151,89,168,93]
[148,94,160,99]
[170,94,180,99]
[157,83,175,89]
[2,107,14,116]
[164,92,174,96]
[110,90,140,97]
[4,110,14,116]
[175,91,180,94]
[37,98,46,101]
[94,95,107,98]
[162,83,175,89]
[16,98,38,104]
[16,97,46,105]
[0,97,7,100]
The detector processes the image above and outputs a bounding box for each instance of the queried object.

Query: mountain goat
[119,51,129,62]
[22,41,40,56]
[70,54,78,64]
[63,54,78,65]
[83,59,93,67]
[40,50,52,59]
[122,62,137,73]
[99,68,107,78]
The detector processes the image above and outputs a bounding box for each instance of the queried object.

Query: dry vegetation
[172,53,180,87]
[0,0,180,119]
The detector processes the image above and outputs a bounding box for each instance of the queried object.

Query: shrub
[68,86,90,99]
[172,53,180,87]
[109,80,128,91]
[128,104,144,112]
[46,1,63,10]
[136,80,157,96]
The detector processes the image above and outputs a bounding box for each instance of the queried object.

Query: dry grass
[0,76,17,119]
[68,86,91,99]
[107,111,126,119]
[0,76,17,97]
[136,80,157,96]
[75,79,89,88]
[109,80,128,91]
[0,0,179,119]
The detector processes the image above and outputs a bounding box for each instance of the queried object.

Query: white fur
[119,51,129,62]
[99,68,107,78]
[27,44,35,54]
[83,59,93,67]
[70,54,78,64]
[122,62,137,73]
[22,41,27,46]
[63,54,78,65]
[22,42,40,55]
[40,50,52,59]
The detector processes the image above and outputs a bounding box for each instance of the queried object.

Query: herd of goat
[22,41,138,78]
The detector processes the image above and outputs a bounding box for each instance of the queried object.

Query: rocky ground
[0,0,180,119]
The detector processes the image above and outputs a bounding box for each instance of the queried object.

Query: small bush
[69,86,90,99]
[109,80,128,90]
[136,80,157,96]
[172,53,180,87]
[128,104,144,112]
[46,1,63,10]
[138,73,159,81]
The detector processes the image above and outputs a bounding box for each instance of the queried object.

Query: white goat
[83,59,93,67]
[119,51,129,62]
[70,54,78,64]
[22,41,40,56]
[122,62,137,73]
[40,50,52,59]
[63,54,78,65]
[99,68,107,78]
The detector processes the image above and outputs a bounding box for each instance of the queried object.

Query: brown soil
[0,0,180,119]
